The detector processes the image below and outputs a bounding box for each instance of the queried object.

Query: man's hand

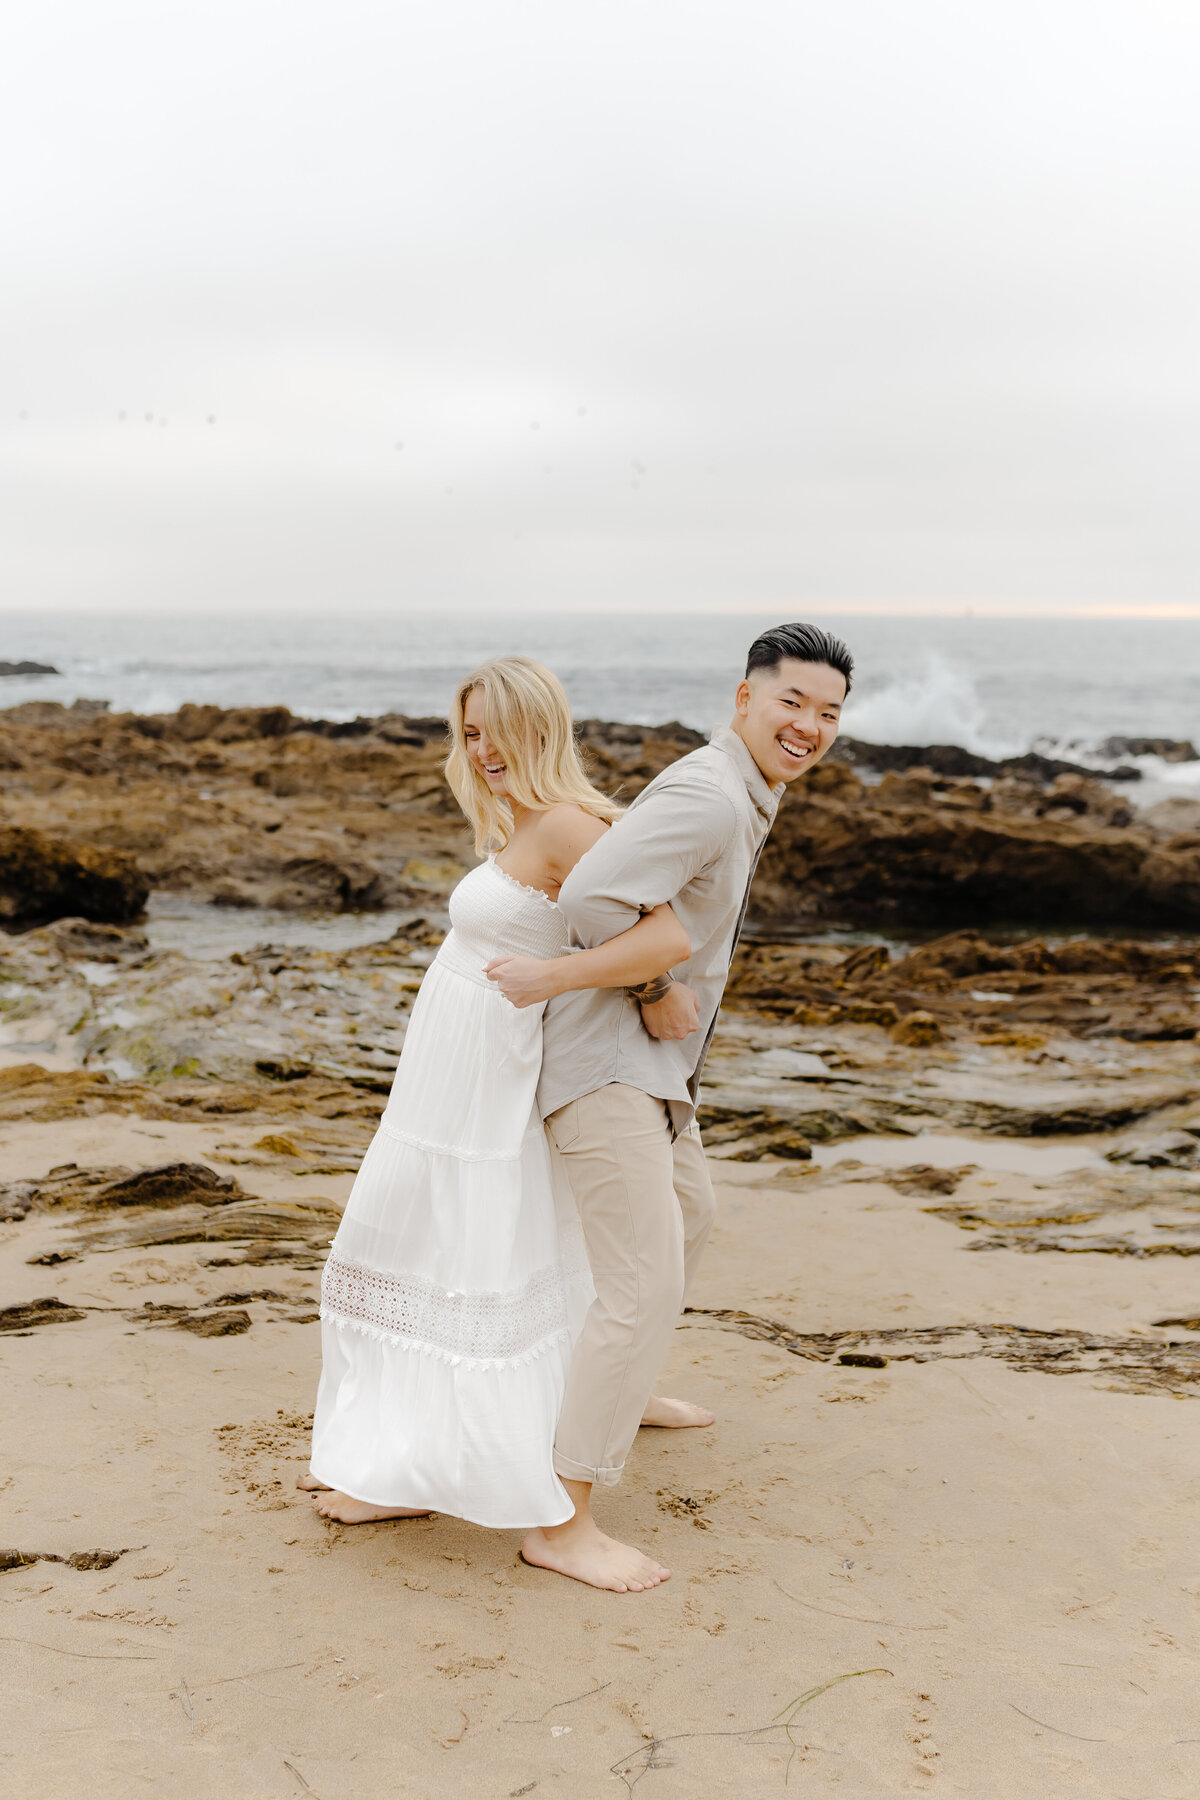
[485,955,563,1008]
[639,981,701,1040]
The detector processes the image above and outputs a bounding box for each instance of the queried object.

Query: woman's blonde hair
[445,656,621,853]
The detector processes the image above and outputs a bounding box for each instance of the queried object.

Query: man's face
[732,658,846,786]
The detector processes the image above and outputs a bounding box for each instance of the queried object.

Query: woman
[301,656,689,1534]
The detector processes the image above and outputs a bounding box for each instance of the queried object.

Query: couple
[301,621,853,1593]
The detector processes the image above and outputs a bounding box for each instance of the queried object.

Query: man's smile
[776,731,816,767]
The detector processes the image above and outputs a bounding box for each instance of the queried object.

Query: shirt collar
[709,725,785,823]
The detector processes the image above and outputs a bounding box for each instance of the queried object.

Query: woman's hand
[485,955,564,1008]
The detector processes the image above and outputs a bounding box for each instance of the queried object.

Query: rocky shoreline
[1,699,1198,931]
[0,699,1195,1273]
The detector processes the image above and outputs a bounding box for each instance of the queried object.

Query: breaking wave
[841,656,1017,758]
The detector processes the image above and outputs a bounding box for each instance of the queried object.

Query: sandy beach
[6,1108,1200,1798]
[3,703,1199,1797]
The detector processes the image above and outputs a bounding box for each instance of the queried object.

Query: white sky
[3,0,1199,616]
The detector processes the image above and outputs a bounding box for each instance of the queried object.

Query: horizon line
[2,602,1199,622]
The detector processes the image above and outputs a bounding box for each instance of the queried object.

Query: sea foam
[842,655,1017,758]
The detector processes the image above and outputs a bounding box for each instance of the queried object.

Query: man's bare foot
[640,1395,715,1429]
[296,1472,330,1491]
[521,1520,670,1594]
[311,1490,430,1524]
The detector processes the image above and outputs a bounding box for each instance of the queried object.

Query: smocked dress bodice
[438,855,568,969]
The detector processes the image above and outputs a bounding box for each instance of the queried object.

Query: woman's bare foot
[296,1472,331,1491]
[522,1521,670,1593]
[640,1395,715,1429]
[311,1490,430,1524]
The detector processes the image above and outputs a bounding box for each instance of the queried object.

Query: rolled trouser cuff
[553,1449,625,1487]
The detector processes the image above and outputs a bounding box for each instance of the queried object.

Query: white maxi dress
[311,856,593,1528]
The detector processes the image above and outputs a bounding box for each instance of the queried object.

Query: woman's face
[462,685,511,797]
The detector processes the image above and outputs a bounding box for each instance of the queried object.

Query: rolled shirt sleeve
[557,779,739,949]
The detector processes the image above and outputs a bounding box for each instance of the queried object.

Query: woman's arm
[485,902,689,1009]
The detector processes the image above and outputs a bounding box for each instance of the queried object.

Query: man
[521,621,853,1593]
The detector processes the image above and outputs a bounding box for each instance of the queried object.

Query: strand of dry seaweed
[0,1633,158,1661]
[506,1680,611,1724]
[1008,1702,1116,1743]
[609,1666,893,1794]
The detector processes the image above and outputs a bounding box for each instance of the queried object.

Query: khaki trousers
[545,1084,716,1487]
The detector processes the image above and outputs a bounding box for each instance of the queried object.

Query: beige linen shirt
[538,726,784,1134]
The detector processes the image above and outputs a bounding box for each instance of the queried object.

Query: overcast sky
[3,0,1199,616]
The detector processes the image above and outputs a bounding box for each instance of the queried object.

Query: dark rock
[891,1011,942,1046]
[0,701,1194,930]
[168,703,294,742]
[0,1182,36,1221]
[574,719,711,795]
[831,736,1140,783]
[874,769,987,811]
[67,1196,342,1257]
[751,782,1200,930]
[174,1308,252,1336]
[289,712,419,743]
[298,712,449,745]
[699,1108,813,1160]
[0,660,57,677]
[839,943,892,984]
[682,1310,1200,1392]
[968,771,1137,829]
[0,1296,87,1332]
[39,918,149,960]
[27,1161,242,1210]
[1143,797,1200,838]
[0,1547,134,1573]
[376,714,448,744]
[577,718,708,752]
[91,1163,242,1207]
[889,931,1197,984]
[0,827,148,931]
[1107,1132,1200,1170]
[1097,737,1198,763]
[0,699,109,725]
[210,1289,287,1304]
[66,1549,134,1570]
[269,855,393,911]
[255,1058,315,1081]
[889,1164,973,1196]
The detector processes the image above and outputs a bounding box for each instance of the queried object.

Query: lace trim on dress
[321,1250,590,1366]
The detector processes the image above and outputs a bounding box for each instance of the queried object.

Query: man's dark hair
[745,621,854,694]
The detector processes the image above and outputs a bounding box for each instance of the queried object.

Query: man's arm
[557,777,737,951]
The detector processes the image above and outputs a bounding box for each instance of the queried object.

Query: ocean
[2,610,1198,787]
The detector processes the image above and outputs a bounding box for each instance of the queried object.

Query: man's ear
[734,678,753,717]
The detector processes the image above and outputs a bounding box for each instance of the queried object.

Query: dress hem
[305,1466,573,1531]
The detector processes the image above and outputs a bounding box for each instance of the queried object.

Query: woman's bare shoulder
[535,804,610,875]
